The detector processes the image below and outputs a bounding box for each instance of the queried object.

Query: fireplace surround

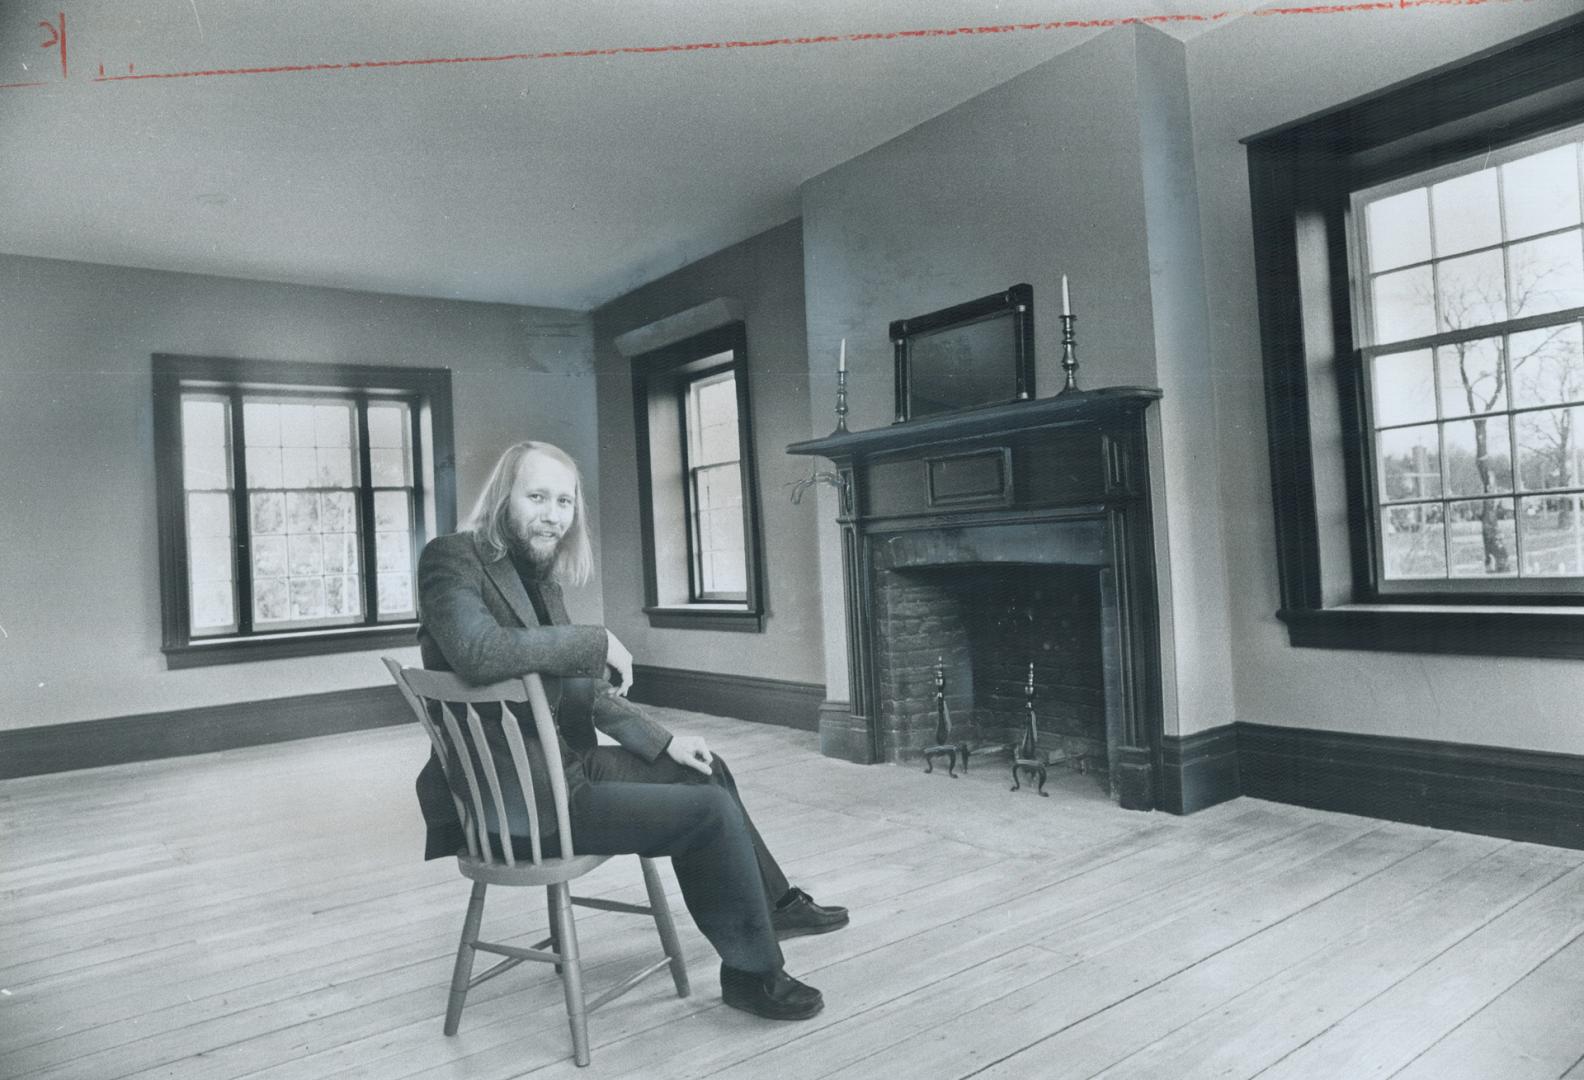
[788,387,1164,811]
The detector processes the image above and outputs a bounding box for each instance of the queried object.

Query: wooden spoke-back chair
[384,658,689,1067]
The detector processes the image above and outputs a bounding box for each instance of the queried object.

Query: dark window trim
[153,354,456,667]
[1246,13,1584,657]
[630,322,766,632]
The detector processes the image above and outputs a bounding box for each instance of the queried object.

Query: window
[154,355,455,667]
[684,369,748,601]
[1355,129,1584,593]
[631,322,765,631]
[1246,14,1584,657]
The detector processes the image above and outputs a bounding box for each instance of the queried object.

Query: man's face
[507,451,578,568]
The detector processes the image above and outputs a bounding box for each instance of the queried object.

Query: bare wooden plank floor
[4,711,1584,1080]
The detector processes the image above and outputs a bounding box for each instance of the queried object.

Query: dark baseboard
[1160,724,1242,815]
[629,665,822,732]
[1239,722,1584,851]
[0,685,410,780]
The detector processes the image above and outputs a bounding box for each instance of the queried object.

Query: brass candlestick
[833,366,848,434]
[1059,314,1080,395]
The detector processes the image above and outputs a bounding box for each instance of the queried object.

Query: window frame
[630,322,766,632]
[153,354,456,668]
[1349,127,1584,598]
[1245,13,1584,657]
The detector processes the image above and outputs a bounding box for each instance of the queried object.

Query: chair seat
[456,852,610,886]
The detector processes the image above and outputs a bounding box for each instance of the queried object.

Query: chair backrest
[384,658,575,867]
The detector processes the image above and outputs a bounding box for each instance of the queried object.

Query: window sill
[1278,605,1584,659]
[163,623,420,669]
[642,605,763,633]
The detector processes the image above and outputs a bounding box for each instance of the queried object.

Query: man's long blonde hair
[459,441,593,586]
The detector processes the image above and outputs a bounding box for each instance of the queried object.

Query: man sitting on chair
[414,440,847,1020]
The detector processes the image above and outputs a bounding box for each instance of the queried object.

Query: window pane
[374,490,409,531]
[287,533,324,576]
[1437,249,1507,332]
[378,573,414,616]
[1511,323,1584,408]
[707,548,747,595]
[315,404,353,448]
[698,420,739,465]
[376,530,410,573]
[254,577,289,623]
[1447,498,1517,577]
[1519,495,1584,576]
[325,574,361,617]
[321,491,355,533]
[188,533,233,582]
[697,377,737,423]
[1516,406,1583,491]
[370,448,409,486]
[1381,504,1446,580]
[183,443,230,491]
[290,578,326,620]
[182,399,228,446]
[1370,350,1436,428]
[1431,167,1502,256]
[285,492,320,534]
[1378,424,1442,501]
[1443,417,1513,497]
[245,446,282,489]
[243,401,280,446]
[190,579,236,632]
[182,399,230,491]
[367,403,408,449]
[323,533,359,575]
[1502,145,1582,241]
[278,403,316,447]
[187,491,233,537]
[1436,337,1505,418]
[250,492,285,536]
[252,535,286,578]
[281,446,318,488]
[1372,266,1436,344]
[1365,188,1432,272]
[315,446,354,488]
[708,507,745,553]
[1507,231,1584,319]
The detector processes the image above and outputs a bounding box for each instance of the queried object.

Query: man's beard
[509,521,562,577]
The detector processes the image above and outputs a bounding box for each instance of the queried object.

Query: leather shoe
[772,887,850,940]
[720,964,824,1020]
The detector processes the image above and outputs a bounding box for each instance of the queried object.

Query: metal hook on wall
[788,466,848,506]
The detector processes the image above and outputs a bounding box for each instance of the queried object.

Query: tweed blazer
[413,531,672,860]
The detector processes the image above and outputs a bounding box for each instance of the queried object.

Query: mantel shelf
[787,385,1162,461]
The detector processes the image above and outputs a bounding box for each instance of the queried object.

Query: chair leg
[639,857,690,998]
[444,880,488,1036]
[549,881,591,1067]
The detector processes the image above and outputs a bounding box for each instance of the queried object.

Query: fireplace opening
[873,562,1112,794]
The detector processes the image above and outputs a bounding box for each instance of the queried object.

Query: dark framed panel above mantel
[1246,12,1584,660]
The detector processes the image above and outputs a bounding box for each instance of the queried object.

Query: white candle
[838,337,847,373]
[1061,275,1071,317]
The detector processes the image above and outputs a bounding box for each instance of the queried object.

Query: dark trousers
[567,749,789,974]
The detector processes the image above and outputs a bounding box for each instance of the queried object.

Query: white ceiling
[0,1,1234,311]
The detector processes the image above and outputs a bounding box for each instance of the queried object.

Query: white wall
[0,255,600,729]
[1187,1,1584,753]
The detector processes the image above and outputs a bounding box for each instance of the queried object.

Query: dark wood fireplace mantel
[788,386,1166,811]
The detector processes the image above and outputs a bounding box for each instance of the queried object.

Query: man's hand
[604,629,634,697]
[665,735,714,775]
